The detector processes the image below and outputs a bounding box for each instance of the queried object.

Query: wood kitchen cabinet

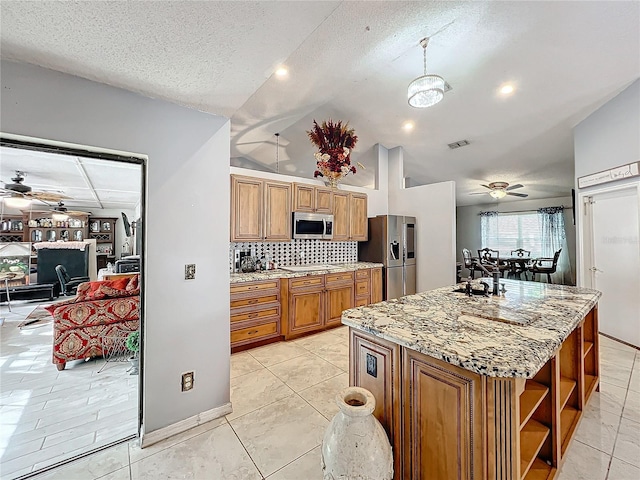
[263,180,292,241]
[230,279,282,351]
[292,183,333,213]
[286,275,325,335]
[371,267,383,303]
[230,175,291,241]
[332,191,368,241]
[325,271,355,326]
[349,192,368,241]
[350,306,600,480]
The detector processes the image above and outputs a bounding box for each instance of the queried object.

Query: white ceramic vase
[321,386,393,480]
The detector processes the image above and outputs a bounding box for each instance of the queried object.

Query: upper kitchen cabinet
[292,183,333,213]
[332,191,368,242]
[230,175,291,241]
[349,192,368,241]
[263,180,292,241]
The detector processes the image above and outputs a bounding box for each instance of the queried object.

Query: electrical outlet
[366,353,377,378]
[185,264,196,280]
[181,371,194,391]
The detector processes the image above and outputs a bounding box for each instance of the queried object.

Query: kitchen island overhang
[343,279,602,480]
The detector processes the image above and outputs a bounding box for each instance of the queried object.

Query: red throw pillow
[125,274,139,292]
[75,277,132,301]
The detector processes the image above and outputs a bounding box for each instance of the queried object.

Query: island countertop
[341,279,601,378]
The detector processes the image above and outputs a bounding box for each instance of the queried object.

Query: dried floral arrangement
[307,119,362,186]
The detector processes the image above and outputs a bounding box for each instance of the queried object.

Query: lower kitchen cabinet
[231,267,383,346]
[230,279,281,351]
[289,286,325,335]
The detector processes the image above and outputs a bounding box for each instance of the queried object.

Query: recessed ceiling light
[275,66,289,77]
[499,84,515,95]
[402,121,415,131]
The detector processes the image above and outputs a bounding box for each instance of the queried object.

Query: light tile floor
[4,316,639,480]
[0,301,137,479]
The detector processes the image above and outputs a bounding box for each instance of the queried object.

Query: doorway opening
[0,135,146,478]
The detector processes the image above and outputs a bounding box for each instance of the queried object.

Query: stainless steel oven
[292,212,334,240]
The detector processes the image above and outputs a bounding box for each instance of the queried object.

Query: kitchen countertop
[341,278,601,378]
[230,262,384,284]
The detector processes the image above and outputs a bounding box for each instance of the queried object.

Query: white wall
[388,147,457,291]
[574,79,640,184]
[456,197,576,282]
[0,60,231,436]
[574,79,640,285]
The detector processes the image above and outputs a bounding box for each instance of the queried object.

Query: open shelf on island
[523,457,555,480]
[583,341,594,358]
[560,406,580,454]
[520,380,549,428]
[559,377,577,411]
[584,374,599,402]
[520,419,550,479]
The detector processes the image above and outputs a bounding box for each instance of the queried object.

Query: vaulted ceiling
[1,1,638,206]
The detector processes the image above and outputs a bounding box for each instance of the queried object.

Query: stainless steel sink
[279,265,334,272]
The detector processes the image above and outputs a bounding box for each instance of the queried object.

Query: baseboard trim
[140,402,232,448]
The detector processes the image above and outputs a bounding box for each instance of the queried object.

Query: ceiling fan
[51,202,90,218]
[1,171,72,207]
[469,182,529,199]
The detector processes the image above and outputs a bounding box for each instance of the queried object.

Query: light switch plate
[185,264,196,280]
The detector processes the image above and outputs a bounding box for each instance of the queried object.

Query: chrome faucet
[474,261,501,296]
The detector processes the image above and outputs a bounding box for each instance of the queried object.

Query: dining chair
[528,249,562,283]
[509,249,531,280]
[462,248,480,279]
[477,248,509,277]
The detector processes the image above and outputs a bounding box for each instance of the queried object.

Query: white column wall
[0,60,231,436]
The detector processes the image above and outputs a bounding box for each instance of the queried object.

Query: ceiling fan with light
[469,182,529,199]
[1,171,72,208]
[50,202,90,220]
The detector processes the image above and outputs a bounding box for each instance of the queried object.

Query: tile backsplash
[229,239,358,272]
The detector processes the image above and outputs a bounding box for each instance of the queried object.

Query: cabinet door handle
[247,299,258,305]
[248,313,258,318]
[249,286,258,290]
[248,329,258,335]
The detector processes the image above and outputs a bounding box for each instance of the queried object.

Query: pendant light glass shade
[408,37,445,108]
[408,74,445,108]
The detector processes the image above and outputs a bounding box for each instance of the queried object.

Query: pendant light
[275,133,280,173]
[407,37,445,108]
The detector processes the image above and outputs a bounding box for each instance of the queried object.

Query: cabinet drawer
[290,276,324,290]
[231,280,279,296]
[231,294,279,310]
[355,280,370,296]
[355,296,369,307]
[231,321,279,345]
[356,269,370,280]
[231,305,280,324]
[326,271,355,286]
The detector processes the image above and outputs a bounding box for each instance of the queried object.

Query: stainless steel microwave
[292,212,334,240]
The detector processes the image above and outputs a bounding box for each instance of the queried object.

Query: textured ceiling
[1,1,639,206]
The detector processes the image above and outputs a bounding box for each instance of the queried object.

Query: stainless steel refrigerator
[358,215,416,300]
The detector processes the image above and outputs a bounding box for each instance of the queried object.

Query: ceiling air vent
[447,139,470,149]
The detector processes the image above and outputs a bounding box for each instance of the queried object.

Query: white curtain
[480,211,498,253]
[538,206,573,285]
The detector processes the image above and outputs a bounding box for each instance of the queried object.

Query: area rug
[18,307,53,329]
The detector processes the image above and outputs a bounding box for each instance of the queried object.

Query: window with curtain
[480,207,573,284]
[480,211,544,257]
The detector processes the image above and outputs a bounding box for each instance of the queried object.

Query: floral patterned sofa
[45,275,140,371]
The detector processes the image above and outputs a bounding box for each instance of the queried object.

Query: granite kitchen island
[342,279,601,480]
